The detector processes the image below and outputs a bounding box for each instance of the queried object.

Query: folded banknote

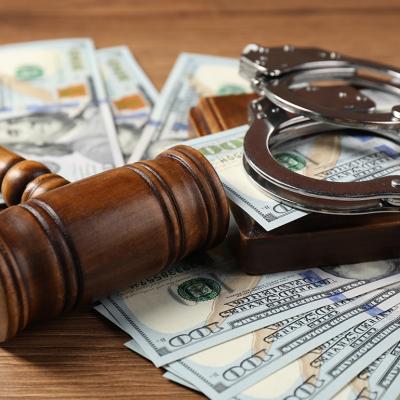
[97,46,158,161]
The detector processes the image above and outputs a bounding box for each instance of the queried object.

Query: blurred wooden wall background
[0,0,398,88]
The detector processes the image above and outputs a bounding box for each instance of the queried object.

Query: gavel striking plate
[240,44,400,214]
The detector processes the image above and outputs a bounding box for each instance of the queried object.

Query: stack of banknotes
[4,38,400,399]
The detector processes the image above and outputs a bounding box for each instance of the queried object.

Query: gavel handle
[0,146,70,206]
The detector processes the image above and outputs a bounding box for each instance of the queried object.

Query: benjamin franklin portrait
[0,105,114,167]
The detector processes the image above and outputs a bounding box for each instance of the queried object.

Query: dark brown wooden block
[189,93,258,137]
[189,94,400,273]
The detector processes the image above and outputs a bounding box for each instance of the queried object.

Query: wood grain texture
[0,0,398,398]
[1,306,200,399]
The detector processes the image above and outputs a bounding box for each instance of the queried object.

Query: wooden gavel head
[0,145,229,342]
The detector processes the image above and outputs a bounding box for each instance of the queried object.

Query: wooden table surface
[0,1,399,398]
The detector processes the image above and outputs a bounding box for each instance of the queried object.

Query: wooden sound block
[189,93,258,136]
[189,94,400,273]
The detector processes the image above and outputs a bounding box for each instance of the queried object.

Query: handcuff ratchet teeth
[240,44,400,215]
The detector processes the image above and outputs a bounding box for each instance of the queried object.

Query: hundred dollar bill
[124,339,200,390]
[96,305,154,361]
[188,125,303,231]
[128,53,251,162]
[0,39,123,181]
[128,331,400,400]
[123,339,152,362]
[311,306,400,399]
[163,371,198,391]
[339,340,400,400]
[94,303,125,332]
[95,303,161,363]
[166,287,400,400]
[374,343,400,400]
[97,46,158,161]
[187,122,400,231]
[332,345,393,400]
[333,354,388,400]
[236,305,400,400]
[101,248,400,367]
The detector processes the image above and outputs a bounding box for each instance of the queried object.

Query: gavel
[0,145,229,342]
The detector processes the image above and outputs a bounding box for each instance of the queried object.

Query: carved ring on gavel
[0,145,229,342]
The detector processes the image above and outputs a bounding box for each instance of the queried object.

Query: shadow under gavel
[0,145,229,342]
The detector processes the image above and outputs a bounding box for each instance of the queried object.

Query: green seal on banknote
[177,278,221,302]
[275,152,306,171]
[15,64,44,80]
[217,84,246,96]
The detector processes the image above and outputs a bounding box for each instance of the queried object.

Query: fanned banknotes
[128,53,251,162]
[100,247,400,367]
[234,304,400,400]
[165,288,400,399]
[358,341,400,400]
[332,351,389,400]
[0,38,123,181]
[332,339,400,400]
[120,289,400,400]
[163,370,199,391]
[97,46,158,161]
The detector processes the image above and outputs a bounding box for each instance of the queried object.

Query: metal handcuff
[239,44,400,215]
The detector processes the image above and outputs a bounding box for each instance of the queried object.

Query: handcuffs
[240,44,400,215]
